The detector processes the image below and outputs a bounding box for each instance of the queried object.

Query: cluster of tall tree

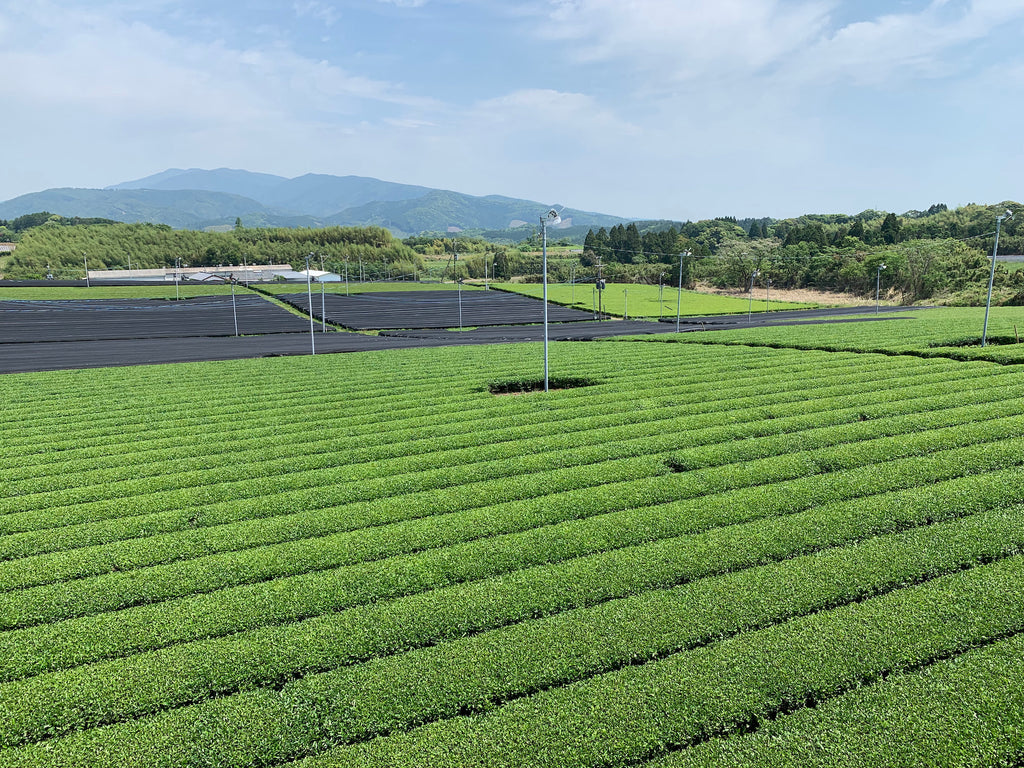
[760,203,1021,252]
[582,224,695,265]
[0,213,119,244]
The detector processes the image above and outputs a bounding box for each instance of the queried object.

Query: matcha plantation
[2,315,1024,766]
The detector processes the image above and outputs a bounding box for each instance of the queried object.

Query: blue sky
[1,0,1022,220]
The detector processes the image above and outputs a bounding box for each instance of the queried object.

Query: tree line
[576,203,1023,304]
[3,219,423,280]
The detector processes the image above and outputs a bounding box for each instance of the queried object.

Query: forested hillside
[2,220,422,279]
[580,203,1023,304]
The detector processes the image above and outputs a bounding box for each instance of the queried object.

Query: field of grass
[2,336,1024,766]
[0,285,239,300]
[494,282,817,318]
[629,305,1024,364]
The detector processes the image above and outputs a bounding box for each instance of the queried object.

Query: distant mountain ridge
[0,168,628,235]
[106,168,435,217]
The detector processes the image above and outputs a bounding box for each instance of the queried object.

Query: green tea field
[645,305,1024,364]
[2,317,1023,766]
[492,282,817,318]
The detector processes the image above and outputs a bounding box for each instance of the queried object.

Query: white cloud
[538,0,833,81]
[0,1,442,141]
[472,88,639,137]
[528,0,1024,92]
[782,0,1024,87]
[293,1,340,26]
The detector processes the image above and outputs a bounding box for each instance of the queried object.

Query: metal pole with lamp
[875,263,886,314]
[304,252,316,355]
[541,209,561,392]
[230,278,239,336]
[318,253,327,332]
[983,210,1014,346]
[675,251,690,333]
[84,253,90,288]
[747,269,760,323]
[452,239,463,331]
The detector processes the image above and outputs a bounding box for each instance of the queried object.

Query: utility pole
[595,255,604,321]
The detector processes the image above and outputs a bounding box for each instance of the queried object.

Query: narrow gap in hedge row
[488,376,601,394]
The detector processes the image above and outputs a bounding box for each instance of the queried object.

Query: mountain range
[0,168,628,237]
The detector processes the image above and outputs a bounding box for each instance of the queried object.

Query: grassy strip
[7,541,1024,766]
[0,286,238,300]
[2,459,1022,686]
[492,282,817,317]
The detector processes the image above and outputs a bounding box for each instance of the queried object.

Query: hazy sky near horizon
[2,0,1022,221]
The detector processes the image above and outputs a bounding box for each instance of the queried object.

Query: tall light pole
[174,257,184,300]
[304,252,316,355]
[83,253,90,288]
[675,251,690,332]
[452,239,463,331]
[230,278,238,336]
[540,208,561,392]
[318,253,327,333]
[659,271,666,320]
[875,263,887,314]
[983,210,1014,347]
[747,269,760,323]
